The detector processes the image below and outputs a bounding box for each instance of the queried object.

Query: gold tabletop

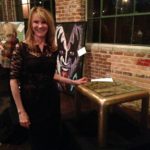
[76,81,149,105]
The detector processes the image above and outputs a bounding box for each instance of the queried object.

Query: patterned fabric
[9,42,60,149]
[9,42,60,122]
[10,42,55,79]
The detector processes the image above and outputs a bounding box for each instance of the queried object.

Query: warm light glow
[21,0,30,19]
[122,0,128,3]
[22,0,29,4]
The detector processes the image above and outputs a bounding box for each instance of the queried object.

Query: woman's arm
[54,73,88,85]
[10,79,31,128]
[10,79,25,113]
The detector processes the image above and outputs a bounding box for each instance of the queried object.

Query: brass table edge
[76,85,149,106]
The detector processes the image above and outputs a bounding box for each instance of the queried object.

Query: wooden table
[75,81,149,146]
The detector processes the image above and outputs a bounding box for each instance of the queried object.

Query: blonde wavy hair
[25,7,57,52]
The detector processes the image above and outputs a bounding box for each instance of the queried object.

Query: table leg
[98,104,108,146]
[141,96,149,129]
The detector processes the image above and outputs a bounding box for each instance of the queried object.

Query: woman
[10,7,87,150]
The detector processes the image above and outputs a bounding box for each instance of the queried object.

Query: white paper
[91,78,113,82]
[17,24,24,32]
[77,47,87,57]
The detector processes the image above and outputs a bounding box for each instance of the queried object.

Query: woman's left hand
[73,77,88,85]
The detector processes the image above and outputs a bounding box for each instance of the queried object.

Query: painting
[0,22,25,80]
[0,22,25,42]
[55,22,86,94]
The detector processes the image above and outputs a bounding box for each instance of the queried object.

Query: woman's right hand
[19,111,31,128]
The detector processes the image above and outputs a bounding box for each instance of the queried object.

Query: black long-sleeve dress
[10,42,60,150]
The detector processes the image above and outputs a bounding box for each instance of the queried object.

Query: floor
[1,92,150,150]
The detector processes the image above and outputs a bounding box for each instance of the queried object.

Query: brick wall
[83,43,150,92]
[55,0,150,92]
[55,0,86,22]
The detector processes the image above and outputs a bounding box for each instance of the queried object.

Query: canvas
[55,22,86,94]
[0,22,25,42]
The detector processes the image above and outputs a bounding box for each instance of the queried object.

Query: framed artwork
[0,22,25,42]
[55,22,87,95]
[0,22,25,94]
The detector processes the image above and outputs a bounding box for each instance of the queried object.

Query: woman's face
[31,13,48,39]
